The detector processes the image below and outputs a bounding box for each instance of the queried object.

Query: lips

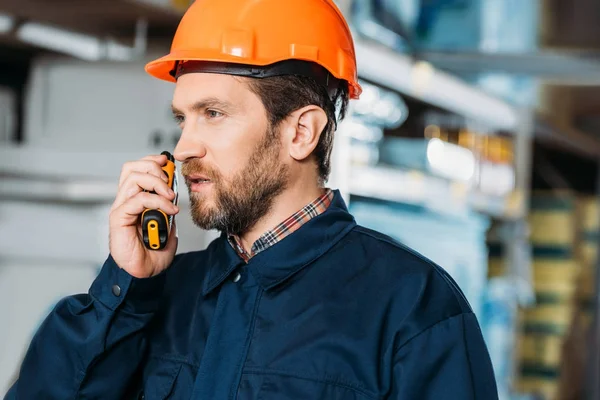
[185,174,212,184]
[184,173,214,193]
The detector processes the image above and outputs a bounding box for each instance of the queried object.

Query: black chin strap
[171,59,342,101]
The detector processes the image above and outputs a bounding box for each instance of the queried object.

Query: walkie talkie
[141,151,179,250]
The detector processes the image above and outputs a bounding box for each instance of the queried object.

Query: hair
[247,75,350,186]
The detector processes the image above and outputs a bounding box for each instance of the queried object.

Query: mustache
[181,160,220,181]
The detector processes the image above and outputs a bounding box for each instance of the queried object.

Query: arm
[388,312,498,399]
[5,255,165,400]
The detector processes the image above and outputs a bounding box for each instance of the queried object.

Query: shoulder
[341,224,475,338]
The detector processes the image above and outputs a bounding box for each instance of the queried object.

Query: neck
[237,183,325,253]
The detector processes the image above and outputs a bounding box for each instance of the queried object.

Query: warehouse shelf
[535,114,600,159]
[349,165,523,219]
[0,145,189,204]
[354,38,520,131]
[0,145,142,180]
[355,40,600,159]
[1,176,116,204]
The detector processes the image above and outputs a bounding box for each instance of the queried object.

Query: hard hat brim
[145,50,362,99]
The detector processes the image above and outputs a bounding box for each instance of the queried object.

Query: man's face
[172,73,289,235]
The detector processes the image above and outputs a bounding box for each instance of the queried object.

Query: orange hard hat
[145,0,362,99]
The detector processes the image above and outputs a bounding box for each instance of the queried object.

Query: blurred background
[1,0,600,399]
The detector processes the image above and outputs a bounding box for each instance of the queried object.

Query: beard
[181,127,289,235]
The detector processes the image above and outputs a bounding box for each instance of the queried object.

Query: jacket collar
[202,189,356,295]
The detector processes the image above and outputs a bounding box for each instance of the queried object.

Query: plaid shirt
[229,189,334,262]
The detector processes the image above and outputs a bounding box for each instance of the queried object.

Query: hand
[109,154,179,278]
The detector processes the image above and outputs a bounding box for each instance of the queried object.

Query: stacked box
[516,191,578,400]
[516,370,559,400]
[554,197,600,399]
[575,197,599,324]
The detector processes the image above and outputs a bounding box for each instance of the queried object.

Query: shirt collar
[202,189,356,295]
[228,189,334,262]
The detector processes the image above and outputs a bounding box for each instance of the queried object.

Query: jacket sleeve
[388,312,498,400]
[4,255,166,400]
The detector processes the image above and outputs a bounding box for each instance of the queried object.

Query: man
[6,0,498,399]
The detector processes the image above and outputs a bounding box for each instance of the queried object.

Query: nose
[173,130,207,162]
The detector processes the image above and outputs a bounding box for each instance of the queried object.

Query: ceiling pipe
[1,16,148,62]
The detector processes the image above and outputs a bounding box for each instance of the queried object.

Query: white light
[352,81,409,128]
[426,138,476,182]
[106,39,135,61]
[230,47,243,57]
[358,20,403,49]
[341,118,383,142]
[479,162,515,196]
[0,13,15,33]
[411,61,435,96]
[17,23,102,61]
[353,84,379,116]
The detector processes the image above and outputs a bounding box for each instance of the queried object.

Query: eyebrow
[171,97,236,116]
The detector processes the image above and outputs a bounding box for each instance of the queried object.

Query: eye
[206,109,224,119]
[173,114,185,125]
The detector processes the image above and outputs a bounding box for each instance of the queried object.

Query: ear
[281,105,328,162]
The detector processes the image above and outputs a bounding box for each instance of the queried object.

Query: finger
[112,192,179,226]
[141,154,168,163]
[113,172,175,210]
[119,158,169,187]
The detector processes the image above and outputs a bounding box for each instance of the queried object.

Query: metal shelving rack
[348,34,536,285]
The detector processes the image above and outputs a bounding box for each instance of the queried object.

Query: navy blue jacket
[6,191,498,399]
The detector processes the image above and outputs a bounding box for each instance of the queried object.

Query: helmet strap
[171,59,342,101]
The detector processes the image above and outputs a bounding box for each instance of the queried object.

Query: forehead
[172,73,257,108]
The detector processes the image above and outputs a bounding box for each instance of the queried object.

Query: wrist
[90,255,166,314]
